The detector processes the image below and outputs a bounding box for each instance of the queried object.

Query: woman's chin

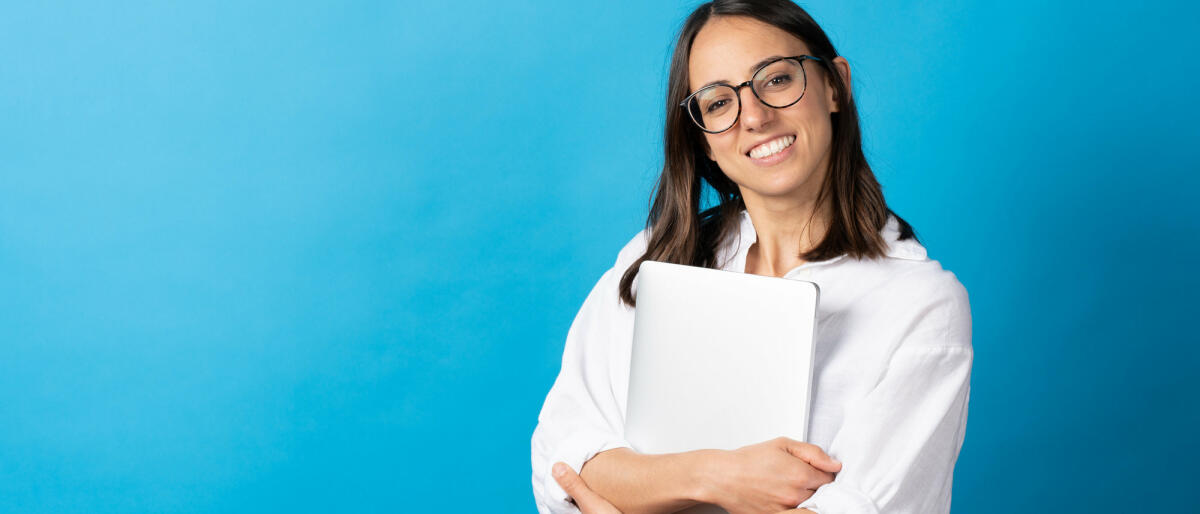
[736,174,818,201]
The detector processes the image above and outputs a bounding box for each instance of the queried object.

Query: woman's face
[688,16,849,205]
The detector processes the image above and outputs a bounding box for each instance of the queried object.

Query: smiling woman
[531,1,973,513]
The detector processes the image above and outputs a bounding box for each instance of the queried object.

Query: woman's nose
[738,86,773,131]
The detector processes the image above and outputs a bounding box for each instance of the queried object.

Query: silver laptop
[625,261,820,513]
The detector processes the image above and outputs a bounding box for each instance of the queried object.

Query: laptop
[624,261,820,513]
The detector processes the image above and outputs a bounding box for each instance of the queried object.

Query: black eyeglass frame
[678,54,826,134]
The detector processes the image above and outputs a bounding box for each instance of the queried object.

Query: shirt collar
[734,208,928,268]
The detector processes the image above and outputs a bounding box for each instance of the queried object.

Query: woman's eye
[705,100,728,113]
[768,75,793,86]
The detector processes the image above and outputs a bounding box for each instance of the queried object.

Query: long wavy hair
[618,0,917,308]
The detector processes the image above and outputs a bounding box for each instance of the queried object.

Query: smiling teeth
[749,135,796,159]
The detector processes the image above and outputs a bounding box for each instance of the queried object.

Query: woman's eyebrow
[697,54,787,90]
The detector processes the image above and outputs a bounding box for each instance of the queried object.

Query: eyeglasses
[679,55,824,134]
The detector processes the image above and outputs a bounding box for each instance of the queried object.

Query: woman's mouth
[746,134,796,165]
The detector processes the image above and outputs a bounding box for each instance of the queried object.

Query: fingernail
[553,462,567,478]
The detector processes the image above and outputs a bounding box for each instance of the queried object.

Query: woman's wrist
[580,447,715,513]
[683,448,728,505]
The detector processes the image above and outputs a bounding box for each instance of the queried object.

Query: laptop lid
[625,260,820,456]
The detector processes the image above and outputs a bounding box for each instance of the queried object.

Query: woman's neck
[741,194,832,278]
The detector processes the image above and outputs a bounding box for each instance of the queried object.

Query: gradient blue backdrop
[2,1,1197,512]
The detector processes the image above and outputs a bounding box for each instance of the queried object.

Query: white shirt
[531,209,973,514]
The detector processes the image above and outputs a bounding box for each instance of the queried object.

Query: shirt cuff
[538,429,632,514]
[797,482,880,514]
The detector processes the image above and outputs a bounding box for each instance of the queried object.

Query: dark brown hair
[618,0,916,307]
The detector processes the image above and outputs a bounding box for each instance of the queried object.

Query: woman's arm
[556,460,820,514]
[580,438,842,514]
[577,448,708,514]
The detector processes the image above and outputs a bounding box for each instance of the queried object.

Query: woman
[531,1,973,513]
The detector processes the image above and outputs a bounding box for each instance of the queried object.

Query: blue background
[2,1,1197,512]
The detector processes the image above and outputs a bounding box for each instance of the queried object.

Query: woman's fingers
[778,437,843,473]
[552,462,623,514]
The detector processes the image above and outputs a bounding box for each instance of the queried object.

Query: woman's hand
[554,462,622,514]
[699,437,841,514]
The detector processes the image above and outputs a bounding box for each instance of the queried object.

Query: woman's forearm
[577,447,718,514]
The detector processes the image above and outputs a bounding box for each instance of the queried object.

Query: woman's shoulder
[838,220,972,351]
[613,226,652,271]
[891,258,970,312]
[863,256,972,351]
[571,227,651,310]
[871,214,970,310]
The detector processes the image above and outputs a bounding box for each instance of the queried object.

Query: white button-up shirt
[531,209,973,514]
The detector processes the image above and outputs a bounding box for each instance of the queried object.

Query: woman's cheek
[709,141,744,177]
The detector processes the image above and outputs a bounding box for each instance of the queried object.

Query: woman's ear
[825,56,852,113]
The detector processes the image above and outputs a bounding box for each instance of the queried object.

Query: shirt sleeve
[530,266,635,514]
[797,277,974,514]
